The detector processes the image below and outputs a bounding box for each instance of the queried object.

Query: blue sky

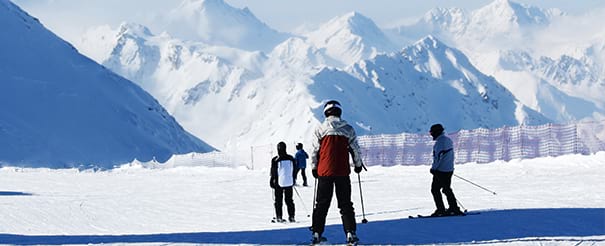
[11,0,605,41]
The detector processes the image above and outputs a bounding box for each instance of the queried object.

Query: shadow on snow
[1,208,603,245]
[0,191,34,196]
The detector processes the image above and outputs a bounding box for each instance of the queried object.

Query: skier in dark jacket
[294,143,309,186]
[270,141,296,222]
[429,123,463,216]
[310,100,363,244]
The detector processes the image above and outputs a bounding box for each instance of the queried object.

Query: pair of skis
[271,217,297,223]
[408,210,480,219]
[310,237,358,246]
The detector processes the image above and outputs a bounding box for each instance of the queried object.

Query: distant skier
[429,123,463,217]
[294,143,309,186]
[270,141,296,222]
[310,100,363,244]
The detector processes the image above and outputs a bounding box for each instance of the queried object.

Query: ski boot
[346,231,359,245]
[271,217,286,223]
[311,232,327,245]
[430,209,447,217]
[447,207,465,216]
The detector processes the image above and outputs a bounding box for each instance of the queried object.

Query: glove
[354,166,363,173]
[269,177,276,189]
[430,169,436,175]
[312,169,318,179]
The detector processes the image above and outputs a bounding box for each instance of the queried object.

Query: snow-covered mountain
[390,0,563,47]
[70,0,605,156]
[387,7,469,46]
[389,0,604,123]
[160,0,289,52]
[305,12,398,66]
[0,0,214,168]
[467,0,563,42]
[311,36,549,134]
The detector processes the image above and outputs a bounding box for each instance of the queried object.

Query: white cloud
[533,8,605,57]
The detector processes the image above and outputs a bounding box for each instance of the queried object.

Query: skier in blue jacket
[294,143,309,186]
[429,123,463,217]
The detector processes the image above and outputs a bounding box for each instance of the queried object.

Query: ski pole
[293,186,310,217]
[456,198,468,213]
[271,188,278,221]
[357,173,368,223]
[454,174,497,195]
[313,178,318,210]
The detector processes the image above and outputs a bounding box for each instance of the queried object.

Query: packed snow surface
[0,153,603,245]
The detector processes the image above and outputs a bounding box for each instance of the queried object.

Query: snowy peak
[471,0,562,33]
[117,22,154,38]
[175,0,252,18]
[403,35,477,79]
[306,11,397,65]
[392,0,564,44]
[164,0,289,52]
[338,36,550,133]
[334,11,381,35]
[421,7,469,35]
[413,35,445,50]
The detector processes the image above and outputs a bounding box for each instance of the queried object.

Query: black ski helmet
[323,100,342,117]
[277,141,287,156]
[430,124,444,139]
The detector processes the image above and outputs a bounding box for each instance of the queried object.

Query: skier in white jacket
[270,141,296,222]
[429,123,463,217]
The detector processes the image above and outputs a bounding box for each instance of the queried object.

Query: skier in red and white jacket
[310,100,363,244]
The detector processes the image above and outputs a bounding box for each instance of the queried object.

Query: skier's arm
[431,138,452,170]
[269,157,278,188]
[311,128,322,170]
[347,126,364,169]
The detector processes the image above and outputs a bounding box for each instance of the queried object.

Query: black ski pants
[431,171,458,211]
[294,167,308,185]
[274,186,295,219]
[312,176,356,235]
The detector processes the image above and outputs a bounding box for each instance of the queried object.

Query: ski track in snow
[0,153,604,245]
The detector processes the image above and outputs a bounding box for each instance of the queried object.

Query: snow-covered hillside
[0,153,603,244]
[0,0,214,168]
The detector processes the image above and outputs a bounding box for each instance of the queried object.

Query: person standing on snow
[269,141,296,222]
[429,123,463,217]
[294,143,309,186]
[310,100,363,245]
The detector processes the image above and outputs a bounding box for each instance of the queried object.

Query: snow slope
[0,0,214,168]
[0,152,603,245]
